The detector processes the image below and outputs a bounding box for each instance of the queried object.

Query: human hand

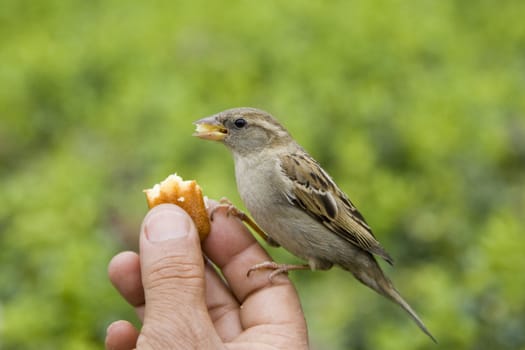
[105,202,308,349]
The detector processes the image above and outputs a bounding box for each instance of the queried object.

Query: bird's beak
[193,117,227,141]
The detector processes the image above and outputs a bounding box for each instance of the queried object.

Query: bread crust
[144,174,210,241]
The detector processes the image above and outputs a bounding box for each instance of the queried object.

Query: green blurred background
[1,0,524,349]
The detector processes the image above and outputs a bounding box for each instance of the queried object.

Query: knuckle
[145,254,203,290]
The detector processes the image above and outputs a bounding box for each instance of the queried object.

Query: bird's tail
[347,259,437,343]
[379,281,437,343]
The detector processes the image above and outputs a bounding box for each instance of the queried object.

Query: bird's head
[193,107,293,156]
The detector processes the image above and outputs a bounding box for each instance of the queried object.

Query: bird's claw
[210,197,240,221]
[247,261,310,282]
[209,198,276,246]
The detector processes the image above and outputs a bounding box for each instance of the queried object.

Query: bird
[193,107,436,342]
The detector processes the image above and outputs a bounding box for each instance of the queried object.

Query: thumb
[138,204,212,348]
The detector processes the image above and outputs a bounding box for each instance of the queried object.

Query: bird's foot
[210,197,254,223]
[247,261,310,282]
[209,197,237,221]
[210,198,279,246]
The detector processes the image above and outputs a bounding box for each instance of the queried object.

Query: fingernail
[144,206,191,242]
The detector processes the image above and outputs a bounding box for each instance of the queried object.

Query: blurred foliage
[1,0,524,349]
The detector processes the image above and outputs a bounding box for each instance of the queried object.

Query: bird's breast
[234,155,287,212]
[233,155,335,262]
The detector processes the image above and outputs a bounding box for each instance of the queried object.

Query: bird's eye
[234,118,247,128]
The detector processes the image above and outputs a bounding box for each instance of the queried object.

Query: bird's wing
[279,152,394,265]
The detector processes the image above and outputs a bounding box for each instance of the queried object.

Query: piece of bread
[144,174,210,241]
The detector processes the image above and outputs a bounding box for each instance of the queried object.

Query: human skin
[105,202,309,349]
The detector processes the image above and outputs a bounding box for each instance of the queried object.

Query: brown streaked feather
[280,152,394,265]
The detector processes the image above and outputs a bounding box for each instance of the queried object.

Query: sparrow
[193,107,436,342]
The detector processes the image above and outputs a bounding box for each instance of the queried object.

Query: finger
[203,201,288,300]
[138,204,221,348]
[204,260,242,342]
[108,251,144,306]
[108,251,145,321]
[202,201,305,329]
[105,320,139,350]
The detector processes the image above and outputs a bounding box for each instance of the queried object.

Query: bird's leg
[247,261,311,282]
[210,198,280,247]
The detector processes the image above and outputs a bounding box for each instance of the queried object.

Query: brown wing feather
[280,153,394,265]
